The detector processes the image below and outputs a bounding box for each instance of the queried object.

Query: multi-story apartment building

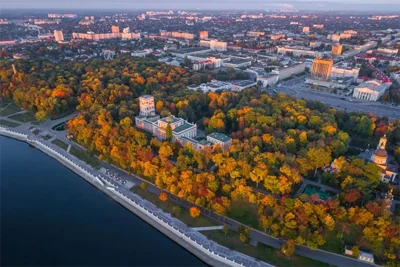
[54,30,64,42]
[332,44,343,55]
[199,31,208,40]
[311,58,333,80]
[111,25,120,33]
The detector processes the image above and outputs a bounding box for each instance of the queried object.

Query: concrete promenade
[0,126,273,267]
[0,121,380,267]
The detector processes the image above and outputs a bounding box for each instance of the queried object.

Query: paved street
[0,113,381,267]
[271,77,400,121]
[1,125,272,267]
[103,157,378,267]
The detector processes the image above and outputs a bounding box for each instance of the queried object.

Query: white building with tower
[135,95,231,151]
[370,135,398,183]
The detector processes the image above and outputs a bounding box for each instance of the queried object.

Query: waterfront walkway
[0,115,380,267]
[0,126,273,267]
[193,226,224,231]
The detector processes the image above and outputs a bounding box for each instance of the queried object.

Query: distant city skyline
[2,0,400,11]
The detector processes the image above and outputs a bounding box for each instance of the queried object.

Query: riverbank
[0,126,272,267]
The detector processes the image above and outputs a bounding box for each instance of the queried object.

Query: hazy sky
[1,0,400,11]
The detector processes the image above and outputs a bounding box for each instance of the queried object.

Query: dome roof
[374,148,388,158]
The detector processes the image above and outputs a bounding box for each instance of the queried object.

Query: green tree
[172,205,182,216]
[166,124,173,141]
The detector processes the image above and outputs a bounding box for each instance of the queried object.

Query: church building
[370,135,398,183]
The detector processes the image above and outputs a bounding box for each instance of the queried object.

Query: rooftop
[160,115,180,124]
[168,47,210,55]
[140,95,153,99]
[173,122,195,133]
[227,57,252,65]
[356,80,389,92]
[208,132,231,142]
[229,80,257,87]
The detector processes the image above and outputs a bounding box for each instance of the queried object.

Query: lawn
[0,103,23,117]
[227,200,259,228]
[69,146,101,169]
[132,186,217,228]
[203,230,332,267]
[51,139,69,150]
[0,119,20,128]
[44,135,52,140]
[8,112,37,122]
[321,231,345,254]
[350,136,379,150]
[0,99,12,109]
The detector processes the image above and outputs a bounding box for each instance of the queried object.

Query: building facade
[272,62,306,81]
[199,31,208,40]
[207,132,232,151]
[352,80,391,101]
[311,58,333,80]
[54,30,64,42]
[370,135,398,183]
[277,46,325,57]
[331,65,359,81]
[210,40,227,51]
[135,95,232,151]
[332,44,343,55]
[111,25,120,33]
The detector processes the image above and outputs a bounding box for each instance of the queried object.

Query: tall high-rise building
[332,44,343,55]
[311,58,333,80]
[199,31,208,40]
[54,30,64,42]
[111,25,120,33]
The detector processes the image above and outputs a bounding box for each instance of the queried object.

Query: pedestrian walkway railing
[0,126,272,267]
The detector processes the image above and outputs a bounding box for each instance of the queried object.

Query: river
[0,136,205,266]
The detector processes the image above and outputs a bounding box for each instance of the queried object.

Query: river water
[0,136,205,266]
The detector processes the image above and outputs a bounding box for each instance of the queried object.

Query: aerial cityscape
[1,1,400,267]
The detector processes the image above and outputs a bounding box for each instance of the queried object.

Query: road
[271,77,400,121]
[0,111,380,267]
[1,125,272,267]
[102,160,377,267]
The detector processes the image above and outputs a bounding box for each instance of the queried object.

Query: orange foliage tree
[159,192,168,202]
[189,206,201,218]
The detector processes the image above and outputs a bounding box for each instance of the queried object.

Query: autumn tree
[239,226,252,244]
[306,147,332,177]
[222,224,229,236]
[141,181,148,191]
[281,239,295,258]
[159,192,168,202]
[344,189,361,206]
[189,206,201,218]
[351,246,360,258]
